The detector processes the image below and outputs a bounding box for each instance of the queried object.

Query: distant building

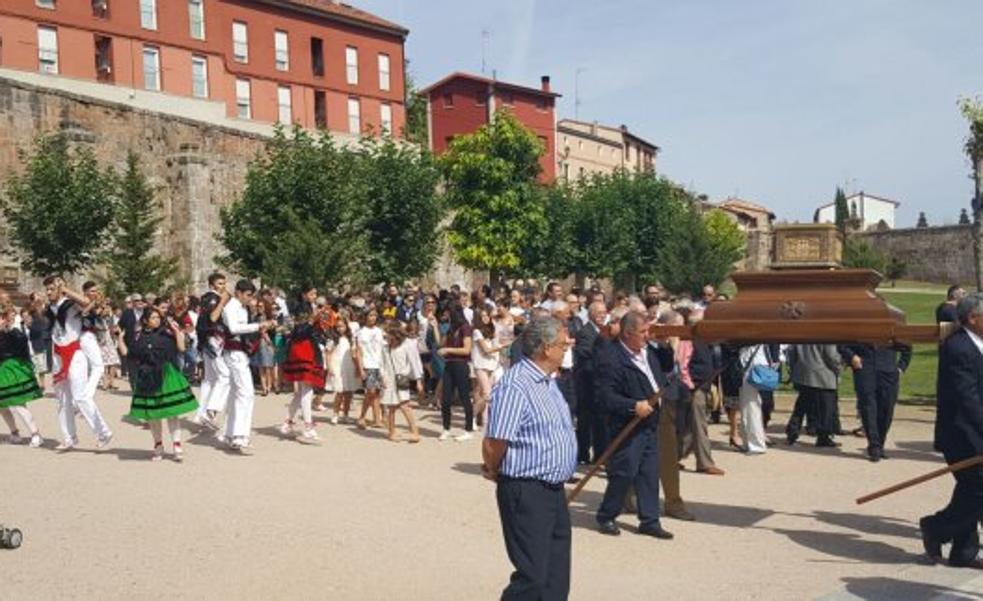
[815,191,899,230]
[716,197,776,232]
[555,119,658,181]
[0,0,408,137]
[421,72,560,180]
[699,197,776,272]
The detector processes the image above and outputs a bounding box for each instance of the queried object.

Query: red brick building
[0,0,407,136]
[422,72,559,180]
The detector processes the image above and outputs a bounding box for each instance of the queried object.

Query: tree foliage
[403,74,429,147]
[834,186,849,235]
[100,152,178,299]
[440,110,547,274]
[219,126,442,292]
[655,208,745,297]
[885,256,907,286]
[1,134,117,276]
[843,238,887,273]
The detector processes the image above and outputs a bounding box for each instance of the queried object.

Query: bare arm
[61,287,93,312]
[210,292,230,323]
[482,437,508,481]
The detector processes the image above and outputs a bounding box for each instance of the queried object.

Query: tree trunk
[975,157,983,291]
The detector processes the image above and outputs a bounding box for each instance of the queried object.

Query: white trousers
[56,351,111,443]
[739,381,767,454]
[197,338,230,418]
[79,332,104,403]
[223,350,255,440]
[1,405,38,435]
[287,382,314,426]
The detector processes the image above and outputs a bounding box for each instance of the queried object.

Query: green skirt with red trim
[129,363,199,421]
[0,358,42,408]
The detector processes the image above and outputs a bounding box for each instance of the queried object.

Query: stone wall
[855,224,974,285]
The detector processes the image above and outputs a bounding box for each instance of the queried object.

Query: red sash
[53,340,82,383]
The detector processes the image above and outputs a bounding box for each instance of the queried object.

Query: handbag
[743,346,779,392]
[389,349,412,390]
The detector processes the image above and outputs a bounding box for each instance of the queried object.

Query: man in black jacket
[920,294,983,568]
[838,342,912,461]
[594,311,674,540]
[573,301,608,463]
[681,314,725,475]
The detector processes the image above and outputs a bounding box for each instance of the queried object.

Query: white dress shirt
[51,298,83,347]
[620,341,659,393]
[966,328,983,356]
[222,297,259,337]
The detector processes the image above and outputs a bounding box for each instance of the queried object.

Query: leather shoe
[665,508,696,521]
[698,466,726,476]
[786,431,798,446]
[919,518,943,564]
[816,437,841,448]
[597,520,621,536]
[867,448,882,462]
[638,525,674,540]
[950,558,983,570]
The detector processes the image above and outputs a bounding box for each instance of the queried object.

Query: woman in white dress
[472,307,505,429]
[329,318,358,425]
[380,322,423,443]
[738,345,771,454]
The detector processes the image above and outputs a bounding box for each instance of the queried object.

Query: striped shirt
[486,358,577,485]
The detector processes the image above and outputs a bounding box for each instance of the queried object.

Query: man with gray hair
[483,316,578,599]
[920,293,983,568]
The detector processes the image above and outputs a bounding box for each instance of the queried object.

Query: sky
[355,0,983,227]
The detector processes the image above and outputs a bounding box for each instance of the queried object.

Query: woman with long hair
[470,306,504,429]
[329,316,358,424]
[437,301,474,441]
[380,322,423,442]
[279,309,327,442]
[122,306,199,461]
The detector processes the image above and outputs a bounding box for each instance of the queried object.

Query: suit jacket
[934,328,983,462]
[838,343,912,377]
[688,340,720,391]
[788,344,841,391]
[118,308,142,349]
[595,338,670,435]
[573,322,601,374]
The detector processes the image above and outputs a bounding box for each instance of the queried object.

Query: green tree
[519,184,578,280]
[440,110,547,279]
[917,212,928,228]
[834,186,849,235]
[885,256,907,287]
[843,238,887,273]
[1,134,117,276]
[100,152,178,299]
[571,171,640,279]
[655,208,745,297]
[359,136,444,284]
[219,126,369,290]
[958,96,983,289]
[403,73,429,147]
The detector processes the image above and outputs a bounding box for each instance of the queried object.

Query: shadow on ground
[832,576,982,601]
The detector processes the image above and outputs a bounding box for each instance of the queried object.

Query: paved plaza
[1,389,981,600]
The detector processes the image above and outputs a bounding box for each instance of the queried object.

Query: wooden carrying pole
[567,391,663,505]
[855,455,983,505]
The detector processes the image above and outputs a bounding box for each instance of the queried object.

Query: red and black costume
[282,322,327,388]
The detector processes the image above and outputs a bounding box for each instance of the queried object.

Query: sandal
[729,437,742,450]
[173,442,184,462]
[152,441,164,462]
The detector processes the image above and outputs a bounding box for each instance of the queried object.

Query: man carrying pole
[919,293,983,568]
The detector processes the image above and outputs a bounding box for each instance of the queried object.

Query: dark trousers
[921,464,983,566]
[441,361,473,431]
[596,427,661,528]
[574,373,607,463]
[856,370,899,452]
[760,390,775,427]
[556,369,576,416]
[787,385,836,438]
[496,478,571,601]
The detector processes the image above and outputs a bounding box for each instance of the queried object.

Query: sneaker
[28,433,42,448]
[55,439,76,452]
[173,442,185,462]
[151,443,164,462]
[96,433,113,449]
[8,432,22,445]
[455,432,474,442]
[301,428,320,442]
[438,430,452,441]
[278,421,294,436]
[329,416,339,425]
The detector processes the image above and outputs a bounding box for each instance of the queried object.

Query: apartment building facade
[556,118,658,181]
[0,0,407,136]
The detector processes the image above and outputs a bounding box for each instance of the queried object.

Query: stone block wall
[855,224,975,285]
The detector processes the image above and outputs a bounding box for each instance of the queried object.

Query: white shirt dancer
[220,279,274,451]
[79,281,105,409]
[192,272,231,430]
[44,276,112,451]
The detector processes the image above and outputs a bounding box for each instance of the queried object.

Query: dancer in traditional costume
[79,281,105,408]
[279,309,328,441]
[122,306,198,462]
[44,276,113,451]
[191,272,231,430]
[0,307,43,447]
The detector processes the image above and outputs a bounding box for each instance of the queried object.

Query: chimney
[541,75,551,92]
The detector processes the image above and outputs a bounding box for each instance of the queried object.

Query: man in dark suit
[920,294,983,568]
[594,311,674,540]
[117,293,146,382]
[838,342,912,461]
[573,301,608,464]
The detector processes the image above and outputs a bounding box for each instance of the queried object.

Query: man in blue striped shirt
[483,316,578,601]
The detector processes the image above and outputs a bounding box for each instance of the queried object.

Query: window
[501,92,514,106]
[380,103,392,134]
[188,0,205,40]
[377,53,390,91]
[442,92,453,108]
[345,46,358,84]
[37,26,58,74]
[92,0,109,18]
[277,86,292,123]
[536,97,548,111]
[475,89,486,106]
[232,21,248,63]
[314,90,327,129]
[140,0,157,30]
[274,30,288,71]
[347,97,360,134]
[191,55,208,98]
[95,35,112,82]
[310,37,323,76]
[36,0,55,9]
[235,78,251,119]
[142,46,160,91]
